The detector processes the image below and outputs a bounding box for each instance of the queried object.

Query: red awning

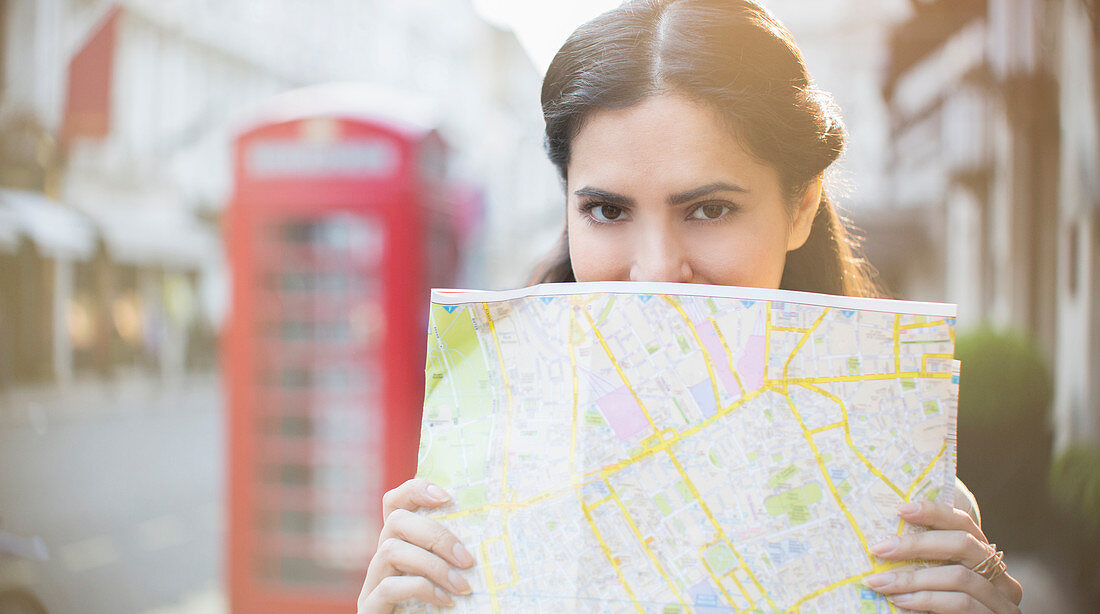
[61,6,120,144]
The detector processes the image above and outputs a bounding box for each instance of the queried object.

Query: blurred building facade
[0,0,559,390]
[766,0,910,212]
[876,0,1099,449]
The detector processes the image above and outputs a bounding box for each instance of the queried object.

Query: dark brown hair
[531,0,881,297]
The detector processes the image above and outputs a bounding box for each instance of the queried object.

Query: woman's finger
[865,565,1021,613]
[870,529,989,566]
[897,500,988,544]
[365,537,472,599]
[871,529,1024,605]
[379,508,475,569]
[883,589,997,614]
[357,575,454,613]
[381,478,452,518]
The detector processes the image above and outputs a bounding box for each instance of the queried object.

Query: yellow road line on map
[604,478,690,609]
[503,533,518,591]
[771,326,810,333]
[780,308,830,381]
[780,391,874,565]
[663,448,779,610]
[921,353,955,373]
[808,421,845,435]
[785,563,907,612]
[584,494,614,512]
[483,304,516,498]
[578,487,645,613]
[663,297,722,416]
[708,317,746,396]
[583,308,660,433]
[586,390,764,481]
[900,319,948,331]
[725,568,755,607]
[479,539,501,613]
[434,482,576,521]
[798,384,906,499]
[771,372,951,385]
[696,543,744,613]
[896,441,949,536]
[484,532,520,593]
[894,314,902,373]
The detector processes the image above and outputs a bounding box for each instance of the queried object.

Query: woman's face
[566,94,820,288]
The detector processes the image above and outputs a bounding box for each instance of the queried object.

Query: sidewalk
[0,370,220,430]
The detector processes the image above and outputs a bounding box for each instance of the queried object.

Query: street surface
[0,374,225,614]
[0,371,1080,613]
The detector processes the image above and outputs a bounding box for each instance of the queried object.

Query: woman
[358,1,1024,612]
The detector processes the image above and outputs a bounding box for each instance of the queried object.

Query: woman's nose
[628,231,693,283]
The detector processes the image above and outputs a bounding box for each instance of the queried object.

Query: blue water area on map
[539,297,555,305]
[952,374,960,384]
[442,305,459,314]
[688,579,736,613]
[639,294,653,303]
[689,380,719,419]
[840,310,856,318]
[741,300,756,308]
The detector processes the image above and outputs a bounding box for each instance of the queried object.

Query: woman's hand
[357,478,476,613]
[865,500,1023,613]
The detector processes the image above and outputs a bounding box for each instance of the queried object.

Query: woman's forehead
[567,94,780,194]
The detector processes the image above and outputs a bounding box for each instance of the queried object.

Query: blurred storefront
[1,0,557,389]
[0,187,214,389]
[877,0,1100,450]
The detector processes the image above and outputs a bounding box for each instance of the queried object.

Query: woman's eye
[590,204,624,222]
[690,203,731,220]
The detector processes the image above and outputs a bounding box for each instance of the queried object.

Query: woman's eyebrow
[573,187,633,206]
[668,182,748,205]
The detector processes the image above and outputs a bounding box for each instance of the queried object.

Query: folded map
[398,281,959,613]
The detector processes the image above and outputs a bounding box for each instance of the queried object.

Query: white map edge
[432,281,957,318]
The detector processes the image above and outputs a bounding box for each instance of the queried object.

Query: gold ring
[970,543,1007,581]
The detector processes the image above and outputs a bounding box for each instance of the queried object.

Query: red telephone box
[224,84,468,613]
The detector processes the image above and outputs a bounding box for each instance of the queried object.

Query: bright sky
[472,0,623,72]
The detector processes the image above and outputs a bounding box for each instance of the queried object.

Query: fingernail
[434,586,454,606]
[863,572,894,589]
[887,593,913,605]
[448,568,471,595]
[426,484,450,503]
[869,537,898,556]
[897,502,920,515]
[453,541,475,567]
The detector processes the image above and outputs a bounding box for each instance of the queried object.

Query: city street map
[399,282,959,613]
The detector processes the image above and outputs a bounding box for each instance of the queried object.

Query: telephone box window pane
[268,463,311,486]
[275,557,343,587]
[280,369,309,389]
[279,510,313,534]
[262,415,313,438]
